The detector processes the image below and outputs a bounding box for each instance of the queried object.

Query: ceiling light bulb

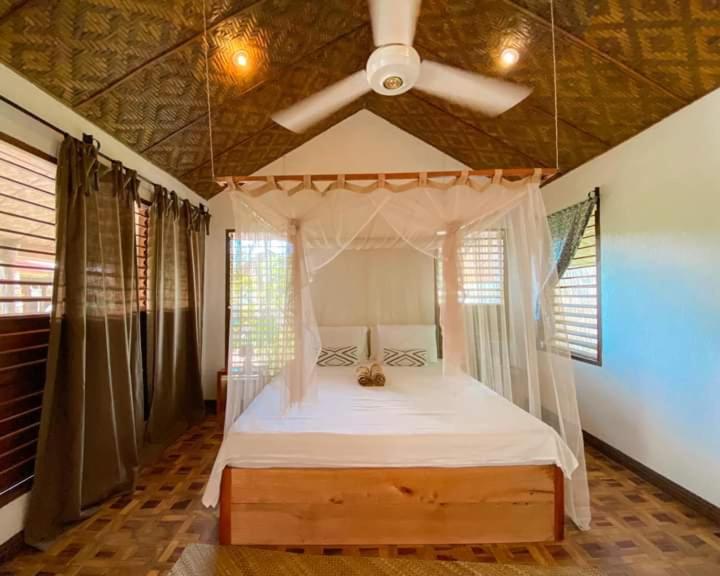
[500,48,520,66]
[233,50,249,68]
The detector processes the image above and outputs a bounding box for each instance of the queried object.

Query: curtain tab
[125,169,139,203]
[303,174,311,190]
[532,168,542,183]
[337,174,345,188]
[419,171,428,186]
[492,169,503,184]
[266,175,276,188]
[378,174,386,189]
[458,170,469,185]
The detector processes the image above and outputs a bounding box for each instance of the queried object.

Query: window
[553,202,601,364]
[436,230,505,305]
[0,135,56,506]
[459,230,505,305]
[225,230,293,373]
[0,138,56,316]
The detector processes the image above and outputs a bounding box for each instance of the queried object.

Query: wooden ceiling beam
[500,0,688,105]
[73,0,266,108]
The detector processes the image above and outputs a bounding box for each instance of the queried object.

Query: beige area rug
[170,545,604,575]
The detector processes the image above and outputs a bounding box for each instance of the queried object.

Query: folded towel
[370,362,386,387]
[356,365,372,387]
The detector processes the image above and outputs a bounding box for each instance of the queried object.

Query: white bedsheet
[202,366,578,507]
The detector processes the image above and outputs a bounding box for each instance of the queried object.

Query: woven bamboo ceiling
[1,0,719,198]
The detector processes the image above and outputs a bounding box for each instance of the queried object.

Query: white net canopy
[223,171,591,530]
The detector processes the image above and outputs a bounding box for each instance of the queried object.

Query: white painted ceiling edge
[0,63,205,205]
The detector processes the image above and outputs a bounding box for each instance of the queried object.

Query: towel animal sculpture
[355,365,373,386]
[356,363,386,387]
[370,362,386,386]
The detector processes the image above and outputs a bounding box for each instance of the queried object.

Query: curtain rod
[0,95,208,210]
[225,167,558,183]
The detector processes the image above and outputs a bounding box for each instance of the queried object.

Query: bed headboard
[310,248,436,327]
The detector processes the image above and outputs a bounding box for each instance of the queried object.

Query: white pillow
[318,326,368,362]
[372,325,438,364]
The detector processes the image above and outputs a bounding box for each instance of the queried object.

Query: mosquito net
[222,170,591,529]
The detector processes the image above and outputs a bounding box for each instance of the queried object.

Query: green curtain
[145,187,210,445]
[547,192,598,278]
[25,135,144,546]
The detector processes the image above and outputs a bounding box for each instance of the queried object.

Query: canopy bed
[203,169,591,546]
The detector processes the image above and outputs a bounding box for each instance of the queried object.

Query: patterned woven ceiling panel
[0,1,25,19]
[414,0,684,147]
[513,0,720,100]
[411,92,609,170]
[0,0,258,104]
[366,93,536,169]
[143,26,372,177]
[1,0,718,198]
[72,0,367,152]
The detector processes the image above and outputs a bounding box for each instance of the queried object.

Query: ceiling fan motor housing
[366,44,421,96]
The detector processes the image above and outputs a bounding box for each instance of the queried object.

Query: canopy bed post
[439,221,467,375]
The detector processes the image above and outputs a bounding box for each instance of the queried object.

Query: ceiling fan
[271,0,532,133]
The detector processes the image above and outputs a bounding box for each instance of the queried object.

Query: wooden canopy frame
[222,167,558,185]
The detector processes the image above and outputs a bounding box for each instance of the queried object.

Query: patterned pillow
[317,345,359,367]
[383,348,427,367]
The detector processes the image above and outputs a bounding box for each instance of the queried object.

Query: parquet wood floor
[1,416,718,576]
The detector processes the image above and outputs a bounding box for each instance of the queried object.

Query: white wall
[0,64,206,545]
[311,248,436,327]
[203,110,467,397]
[543,88,720,506]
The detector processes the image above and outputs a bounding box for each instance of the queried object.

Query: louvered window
[0,139,55,316]
[436,230,505,305]
[459,230,504,305]
[553,204,601,364]
[0,137,56,505]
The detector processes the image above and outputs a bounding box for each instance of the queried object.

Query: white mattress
[202,366,578,507]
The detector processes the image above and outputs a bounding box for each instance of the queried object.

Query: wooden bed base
[219,465,564,545]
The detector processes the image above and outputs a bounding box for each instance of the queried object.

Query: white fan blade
[369,0,421,47]
[272,70,371,133]
[415,60,532,117]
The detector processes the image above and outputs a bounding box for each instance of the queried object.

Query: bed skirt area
[219,464,564,545]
